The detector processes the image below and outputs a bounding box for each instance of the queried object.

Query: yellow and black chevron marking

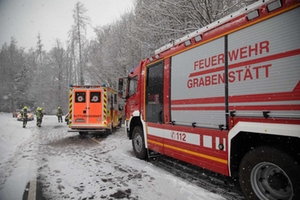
[103,88,107,126]
[69,88,73,126]
[113,110,118,126]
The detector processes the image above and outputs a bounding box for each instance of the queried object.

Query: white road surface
[0,113,226,200]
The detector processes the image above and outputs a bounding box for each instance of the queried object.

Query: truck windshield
[128,76,138,97]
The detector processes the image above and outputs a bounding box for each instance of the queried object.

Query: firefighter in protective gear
[36,107,44,127]
[21,106,28,128]
[57,106,63,122]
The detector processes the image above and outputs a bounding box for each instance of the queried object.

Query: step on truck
[68,84,122,135]
[118,0,300,199]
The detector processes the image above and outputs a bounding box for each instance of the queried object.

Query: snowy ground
[0,112,227,200]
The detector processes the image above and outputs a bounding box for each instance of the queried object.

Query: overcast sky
[0,0,135,51]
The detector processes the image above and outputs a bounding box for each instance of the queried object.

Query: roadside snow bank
[0,113,33,164]
[0,113,37,200]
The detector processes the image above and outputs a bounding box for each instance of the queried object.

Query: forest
[0,0,256,114]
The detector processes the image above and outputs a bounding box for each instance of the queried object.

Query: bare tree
[36,32,44,64]
[132,0,258,57]
[47,40,66,108]
[69,2,91,85]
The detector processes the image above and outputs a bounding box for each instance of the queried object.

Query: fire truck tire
[132,126,147,160]
[239,146,300,200]
[117,119,122,128]
[106,128,113,135]
[79,131,88,135]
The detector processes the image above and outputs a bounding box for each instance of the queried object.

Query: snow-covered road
[0,113,227,200]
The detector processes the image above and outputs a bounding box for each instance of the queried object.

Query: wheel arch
[228,122,300,178]
[128,113,147,147]
[128,114,149,153]
[128,116,142,140]
[239,145,300,199]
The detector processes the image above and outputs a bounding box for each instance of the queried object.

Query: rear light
[230,119,234,127]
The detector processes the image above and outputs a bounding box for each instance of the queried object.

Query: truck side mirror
[118,78,123,96]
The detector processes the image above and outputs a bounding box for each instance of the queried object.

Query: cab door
[88,89,102,124]
[145,61,164,153]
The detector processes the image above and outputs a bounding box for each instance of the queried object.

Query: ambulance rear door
[88,89,103,125]
[73,89,88,125]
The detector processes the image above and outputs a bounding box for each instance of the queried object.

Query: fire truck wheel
[117,119,122,128]
[239,146,300,200]
[79,131,88,136]
[132,126,147,160]
[106,128,112,135]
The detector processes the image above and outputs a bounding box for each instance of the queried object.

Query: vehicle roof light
[155,54,160,59]
[149,57,154,62]
[194,35,202,42]
[184,39,191,47]
[267,0,282,12]
[246,10,259,20]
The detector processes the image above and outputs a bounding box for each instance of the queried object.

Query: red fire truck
[118,0,300,199]
[68,85,122,135]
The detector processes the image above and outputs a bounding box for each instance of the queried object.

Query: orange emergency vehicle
[68,85,122,135]
[118,0,300,199]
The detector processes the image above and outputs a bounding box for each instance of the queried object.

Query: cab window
[128,76,138,97]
